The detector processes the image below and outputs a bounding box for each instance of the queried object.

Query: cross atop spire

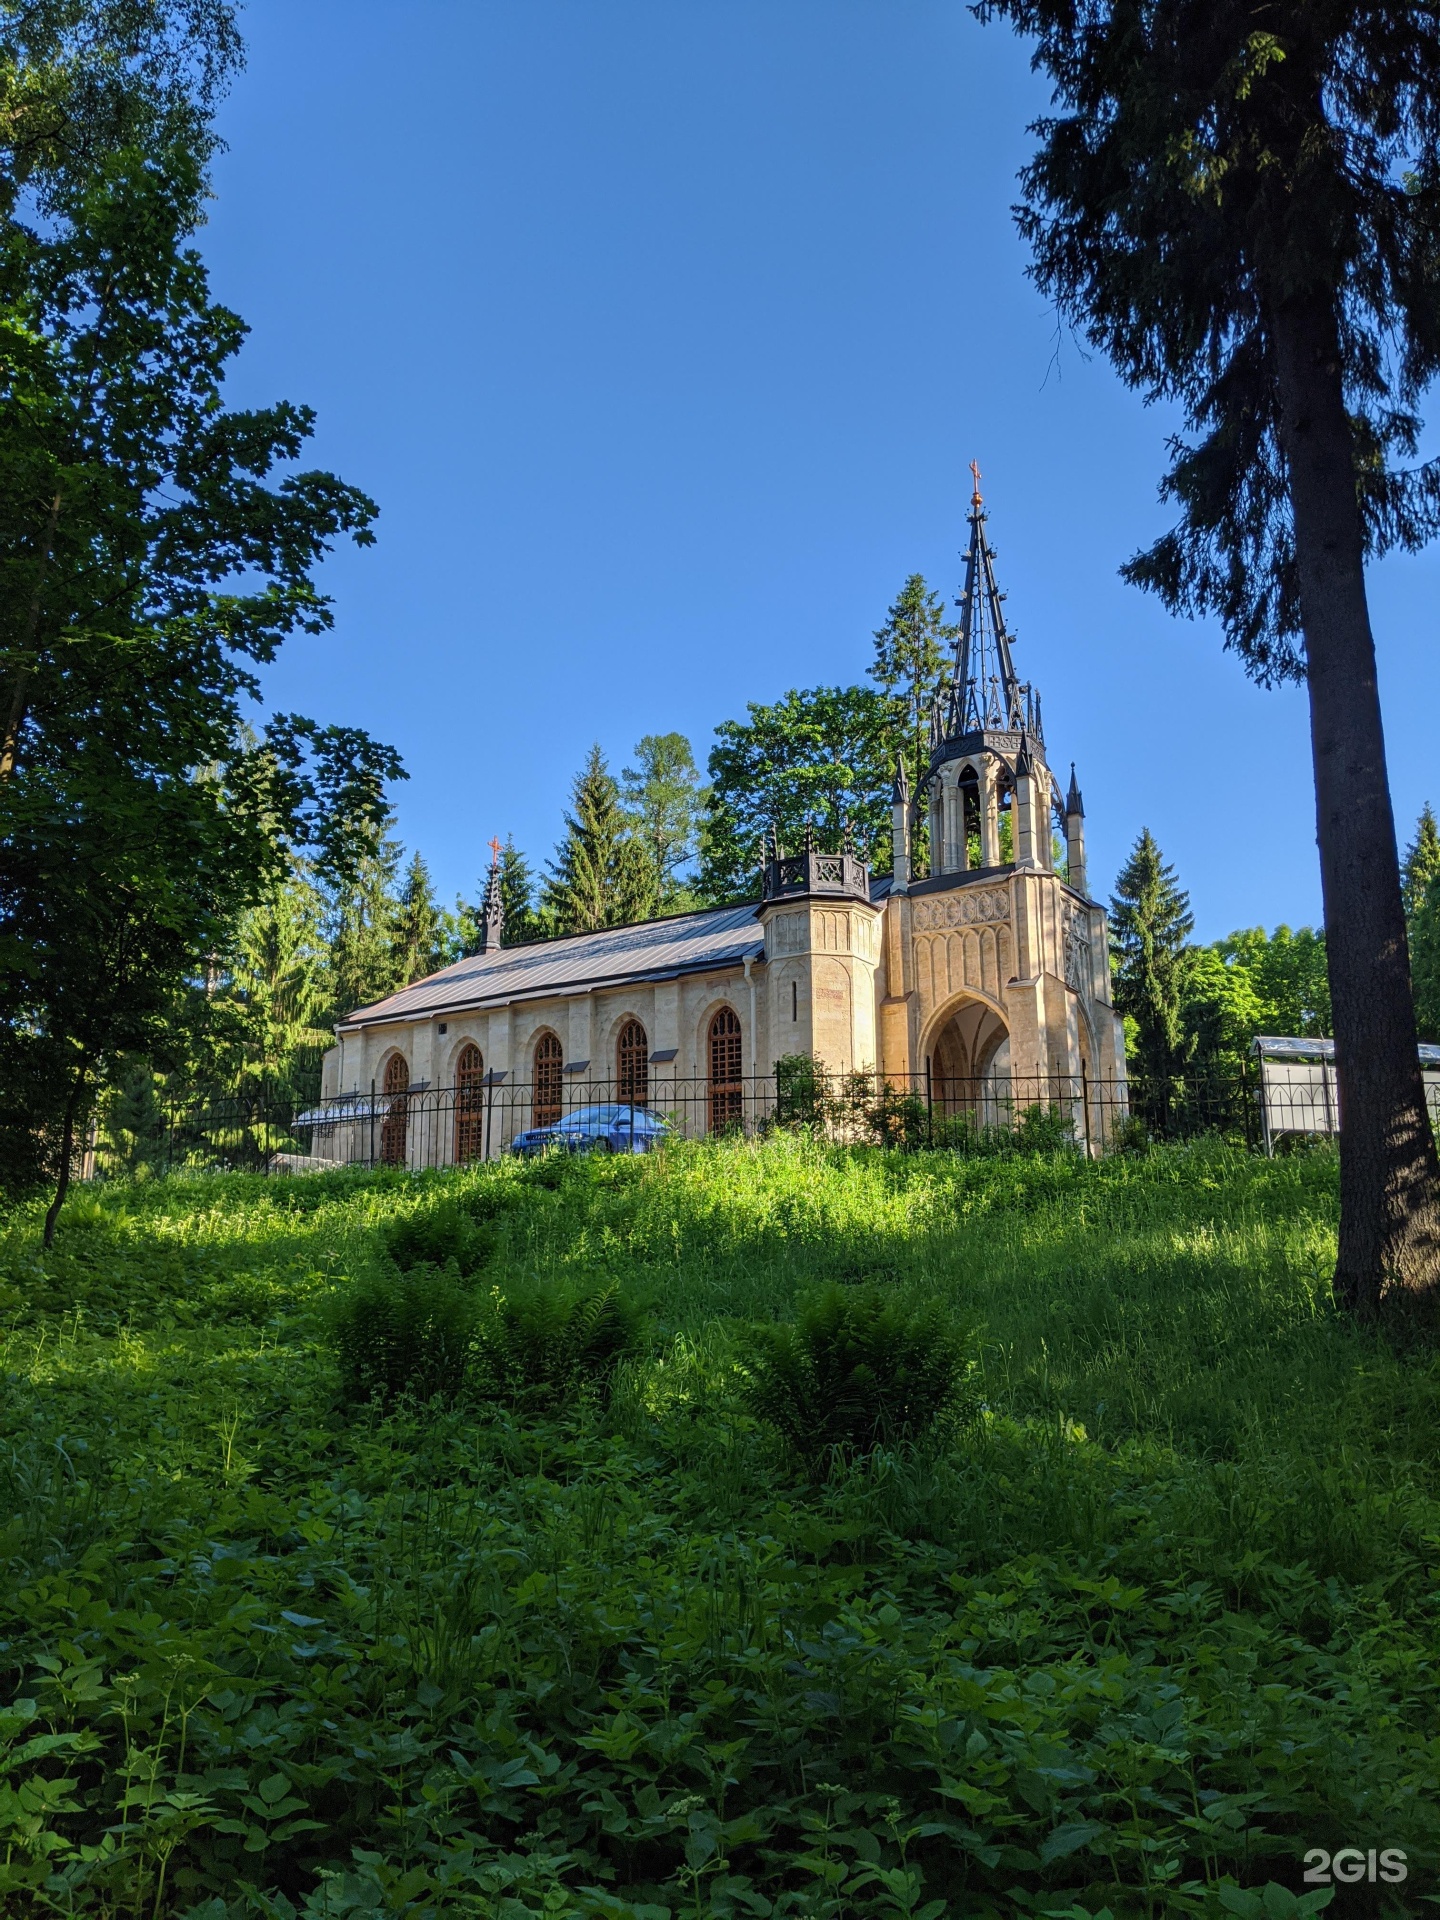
[935,471,1043,745]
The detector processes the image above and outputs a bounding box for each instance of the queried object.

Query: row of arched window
[375,1007,745,1164]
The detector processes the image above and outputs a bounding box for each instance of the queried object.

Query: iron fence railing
[83,1061,1354,1179]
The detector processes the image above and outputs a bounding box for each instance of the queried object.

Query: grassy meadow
[1,1134,1437,1918]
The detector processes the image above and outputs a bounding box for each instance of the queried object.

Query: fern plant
[472,1280,639,1407]
[379,1200,496,1276]
[739,1284,974,1470]
[326,1262,477,1405]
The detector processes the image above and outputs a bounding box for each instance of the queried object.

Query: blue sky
[202,0,1440,941]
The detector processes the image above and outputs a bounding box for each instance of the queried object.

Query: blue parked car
[509,1103,670,1158]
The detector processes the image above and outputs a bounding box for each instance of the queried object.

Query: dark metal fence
[80,1061,1321,1179]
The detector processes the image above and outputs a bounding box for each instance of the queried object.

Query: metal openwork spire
[937,463,1042,744]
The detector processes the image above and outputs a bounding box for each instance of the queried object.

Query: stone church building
[319,482,1126,1157]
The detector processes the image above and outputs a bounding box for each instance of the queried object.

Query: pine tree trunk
[1270,297,1440,1313]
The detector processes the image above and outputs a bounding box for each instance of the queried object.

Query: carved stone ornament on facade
[1063,913,1091,994]
[911,887,1011,932]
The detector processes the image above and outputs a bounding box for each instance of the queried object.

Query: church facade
[319,483,1126,1157]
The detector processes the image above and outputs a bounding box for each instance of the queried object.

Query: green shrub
[739,1283,975,1469]
[774,1052,828,1128]
[472,1278,640,1406]
[379,1198,496,1275]
[1108,1112,1151,1156]
[1010,1102,1078,1153]
[860,1083,932,1150]
[326,1262,477,1404]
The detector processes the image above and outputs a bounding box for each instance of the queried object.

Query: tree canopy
[701,685,897,902]
[0,119,397,1227]
[542,746,656,936]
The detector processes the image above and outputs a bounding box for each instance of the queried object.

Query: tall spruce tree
[1403,807,1440,922]
[1411,884,1440,1046]
[322,834,402,1022]
[221,858,331,1092]
[984,0,1440,1309]
[499,836,540,942]
[542,746,656,936]
[869,574,955,795]
[391,851,451,986]
[1404,807,1440,1043]
[1110,830,1195,1111]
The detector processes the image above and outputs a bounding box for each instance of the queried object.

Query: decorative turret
[1014,737,1039,869]
[1064,764,1088,896]
[478,837,504,953]
[891,758,911,893]
[761,824,871,905]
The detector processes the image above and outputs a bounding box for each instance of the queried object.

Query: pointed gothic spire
[1066,763,1085,818]
[478,837,504,953]
[942,463,1032,740]
[891,754,911,806]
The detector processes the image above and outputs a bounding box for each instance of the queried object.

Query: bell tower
[920,461,1057,878]
[882,465,1126,1129]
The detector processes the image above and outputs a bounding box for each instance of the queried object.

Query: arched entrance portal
[927,997,1010,1122]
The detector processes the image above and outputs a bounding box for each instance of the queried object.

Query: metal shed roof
[1252,1034,1440,1065]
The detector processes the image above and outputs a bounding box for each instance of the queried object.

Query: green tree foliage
[1211,926,1331,1040]
[220,858,332,1092]
[701,685,897,902]
[0,0,241,222]
[321,833,403,1021]
[982,0,1440,1304]
[1110,830,1194,1094]
[541,745,656,936]
[0,89,398,1230]
[869,573,954,791]
[1402,808,1440,1041]
[1178,925,1329,1094]
[499,836,544,944]
[1411,884,1440,1046]
[621,731,706,912]
[390,850,455,988]
[1403,805,1440,921]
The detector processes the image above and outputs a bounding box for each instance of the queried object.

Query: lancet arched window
[533,1031,563,1128]
[708,1006,743,1134]
[616,1019,648,1107]
[380,1051,409,1165]
[995,767,1016,866]
[454,1042,485,1163]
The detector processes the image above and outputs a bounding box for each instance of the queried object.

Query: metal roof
[337,877,894,1032]
[338,900,768,1030]
[1252,1034,1440,1065]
